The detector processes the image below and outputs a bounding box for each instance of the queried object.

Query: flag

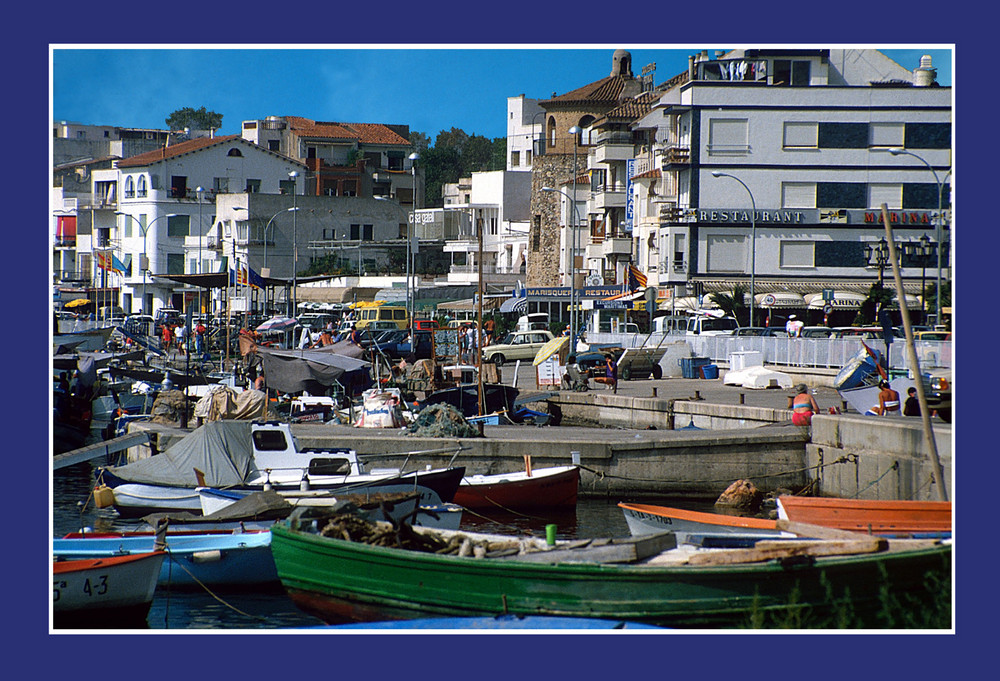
[230,266,263,289]
[246,265,264,290]
[627,263,647,291]
[96,251,126,274]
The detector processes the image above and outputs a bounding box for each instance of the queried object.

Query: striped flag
[627,263,647,291]
[96,251,126,274]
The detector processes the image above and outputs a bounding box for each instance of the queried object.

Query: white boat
[94,420,465,518]
[53,551,165,628]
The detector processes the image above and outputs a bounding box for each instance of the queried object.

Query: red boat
[777,496,952,536]
[453,465,580,511]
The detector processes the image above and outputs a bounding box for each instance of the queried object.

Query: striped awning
[499,296,527,313]
[805,291,866,309]
[755,292,806,308]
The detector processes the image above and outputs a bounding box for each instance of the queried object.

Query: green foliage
[412,127,508,207]
[708,284,747,324]
[854,281,895,325]
[409,131,431,152]
[165,106,223,131]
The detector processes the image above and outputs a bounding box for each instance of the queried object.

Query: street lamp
[568,125,581,349]
[711,172,756,327]
[888,148,948,325]
[288,171,299,317]
[116,212,178,316]
[865,236,890,285]
[408,152,420,330]
[196,186,204,318]
[542,186,583,351]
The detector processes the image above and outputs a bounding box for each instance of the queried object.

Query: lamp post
[888,148,948,325]
[408,152,420,331]
[711,172,756,327]
[568,125,581,349]
[288,171,299,318]
[116,212,178,316]
[865,236,890,285]
[195,186,204,318]
[542,186,583,351]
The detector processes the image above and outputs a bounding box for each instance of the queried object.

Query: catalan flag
[627,263,648,291]
[230,266,264,289]
[96,251,126,274]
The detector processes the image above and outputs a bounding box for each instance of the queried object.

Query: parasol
[533,335,569,366]
[256,316,298,334]
[64,298,91,308]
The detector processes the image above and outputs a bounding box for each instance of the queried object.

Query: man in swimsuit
[875,380,901,416]
[788,383,819,425]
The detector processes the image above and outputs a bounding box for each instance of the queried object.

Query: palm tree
[708,285,748,325]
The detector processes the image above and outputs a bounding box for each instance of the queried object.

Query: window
[279,179,296,195]
[706,234,746,273]
[783,122,818,148]
[869,183,903,209]
[817,182,866,208]
[818,123,869,149]
[170,175,187,199]
[124,176,135,199]
[253,430,288,451]
[246,179,261,193]
[136,175,147,198]
[166,253,185,275]
[707,119,749,155]
[511,151,520,167]
[363,224,373,241]
[526,150,532,166]
[781,182,816,208]
[268,140,280,152]
[903,183,943,209]
[532,216,541,252]
[188,257,198,274]
[780,241,815,268]
[870,122,904,148]
[904,123,951,149]
[214,177,229,193]
[167,214,190,238]
[227,148,243,157]
[773,59,810,86]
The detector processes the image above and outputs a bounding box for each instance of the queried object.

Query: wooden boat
[777,496,952,537]
[270,518,951,629]
[54,531,277,589]
[53,551,165,628]
[453,465,579,510]
[619,502,790,541]
[324,614,663,629]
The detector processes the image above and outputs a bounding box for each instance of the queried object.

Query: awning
[499,296,527,313]
[658,296,719,312]
[437,298,501,312]
[805,291,866,309]
[755,292,806,308]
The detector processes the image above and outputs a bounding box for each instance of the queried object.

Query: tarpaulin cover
[258,347,370,394]
[101,420,257,488]
[193,386,268,422]
[140,489,293,526]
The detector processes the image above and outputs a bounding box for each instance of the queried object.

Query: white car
[483,330,555,366]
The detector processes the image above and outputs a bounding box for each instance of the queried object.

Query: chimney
[913,54,937,87]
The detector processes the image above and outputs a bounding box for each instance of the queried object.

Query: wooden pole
[477,210,485,416]
[880,204,948,501]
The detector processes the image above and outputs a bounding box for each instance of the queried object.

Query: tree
[854,281,894,326]
[165,106,223,132]
[709,285,748,325]
[409,131,431,152]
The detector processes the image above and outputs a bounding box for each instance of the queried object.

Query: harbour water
[53,459,719,630]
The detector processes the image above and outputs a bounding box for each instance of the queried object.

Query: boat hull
[619,502,788,540]
[452,465,579,510]
[54,532,276,588]
[270,523,951,629]
[777,496,952,537]
[52,551,165,628]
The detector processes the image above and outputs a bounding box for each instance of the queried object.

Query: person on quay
[787,383,820,426]
[561,354,590,392]
[785,314,804,338]
[874,380,901,416]
[593,353,618,393]
[902,386,921,416]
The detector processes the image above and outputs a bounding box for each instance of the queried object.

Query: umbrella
[533,335,569,366]
[256,316,298,334]
[64,298,91,308]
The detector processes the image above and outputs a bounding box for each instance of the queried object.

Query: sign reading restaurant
[527,286,629,299]
[695,208,937,225]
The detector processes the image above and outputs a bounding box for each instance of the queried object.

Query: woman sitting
[788,383,820,426]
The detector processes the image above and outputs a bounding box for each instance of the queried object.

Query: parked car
[412,319,438,331]
[800,326,834,338]
[915,330,951,341]
[734,327,788,337]
[483,330,555,366]
[376,330,434,360]
[923,369,952,423]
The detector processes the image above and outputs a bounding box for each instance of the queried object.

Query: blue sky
[51,46,952,142]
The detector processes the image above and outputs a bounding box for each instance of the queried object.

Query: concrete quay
[126,367,951,503]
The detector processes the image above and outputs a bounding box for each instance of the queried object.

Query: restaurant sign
[695,208,936,226]
[527,286,629,300]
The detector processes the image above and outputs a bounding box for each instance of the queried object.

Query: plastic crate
[680,356,711,379]
[700,364,719,380]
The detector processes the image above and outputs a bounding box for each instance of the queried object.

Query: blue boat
[53,531,277,588]
[314,614,664,630]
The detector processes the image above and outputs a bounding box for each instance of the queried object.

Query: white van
[685,314,739,336]
[652,315,688,335]
[516,313,549,332]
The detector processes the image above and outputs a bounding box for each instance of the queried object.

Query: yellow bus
[356,305,409,329]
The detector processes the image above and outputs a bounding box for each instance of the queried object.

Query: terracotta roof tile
[117,135,241,167]
[285,117,410,146]
[540,75,634,106]
[632,168,661,180]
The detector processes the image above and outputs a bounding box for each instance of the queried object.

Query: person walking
[787,383,820,425]
[786,314,804,338]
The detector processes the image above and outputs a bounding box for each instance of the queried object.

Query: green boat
[270,518,951,629]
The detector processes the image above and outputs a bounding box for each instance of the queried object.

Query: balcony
[593,189,626,210]
[661,146,691,169]
[602,237,633,258]
[594,141,635,164]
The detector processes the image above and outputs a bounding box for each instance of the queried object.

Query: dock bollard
[546,524,557,546]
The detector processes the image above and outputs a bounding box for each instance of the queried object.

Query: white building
[632,48,951,324]
[94,135,306,315]
[506,95,543,172]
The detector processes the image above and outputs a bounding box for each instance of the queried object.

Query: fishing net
[407,403,482,438]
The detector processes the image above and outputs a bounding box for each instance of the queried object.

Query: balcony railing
[661,147,691,168]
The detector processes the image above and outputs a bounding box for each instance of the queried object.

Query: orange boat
[777,496,952,536]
